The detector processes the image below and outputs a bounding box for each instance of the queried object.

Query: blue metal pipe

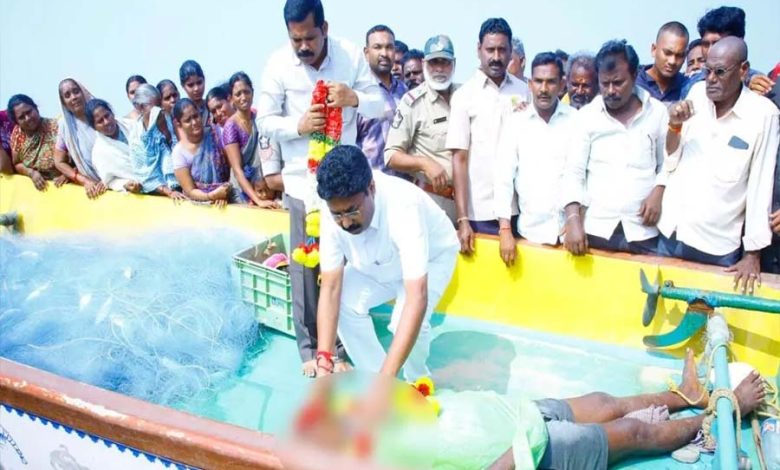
[712,341,739,470]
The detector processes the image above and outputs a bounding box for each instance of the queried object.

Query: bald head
[708,36,748,64]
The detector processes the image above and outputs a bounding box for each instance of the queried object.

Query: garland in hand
[292,80,343,268]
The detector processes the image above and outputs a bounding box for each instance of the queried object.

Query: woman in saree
[179,60,211,128]
[128,84,184,200]
[206,85,235,129]
[124,75,147,120]
[0,110,13,174]
[7,94,67,191]
[171,98,231,206]
[222,72,279,208]
[52,79,107,199]
[156,79,181,142]
[85,98,142,193]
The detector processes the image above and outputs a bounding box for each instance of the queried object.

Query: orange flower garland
[292,80,342,268]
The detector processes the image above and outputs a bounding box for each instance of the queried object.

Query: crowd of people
[3,0,778,467]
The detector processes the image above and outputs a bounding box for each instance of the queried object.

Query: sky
[1,0,778,118]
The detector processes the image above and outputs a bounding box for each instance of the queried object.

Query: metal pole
[709,315,739,470]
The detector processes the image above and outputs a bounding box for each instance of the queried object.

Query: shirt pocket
[626,133,657,171]
[713,145,751,184]
[370,244,402,283]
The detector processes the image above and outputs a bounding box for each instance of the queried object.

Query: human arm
[748,73,775,96]
[14,162,47,191]
[345,51,384,119]
[560,115,591,255]
[255,55,305,143]
[380,276,428,377]
[726,112,780,294]
[495,115,519,266]
[639,107,670,226]
[0,147,13,174]
[446,90,475,254]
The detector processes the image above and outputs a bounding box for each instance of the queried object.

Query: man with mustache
[402,49,425,90]
[313,145,458,380]
[494,52,576,266]
[685,39,705,77]
[636,22,690,103]
[565,52,599,110]
[384,34,460,222]
[392,40,408,82]
[356,25,408,175]
[658,37,779,295]
[446,17,529,255]
[257,0,384,378]
[561,39,668,257]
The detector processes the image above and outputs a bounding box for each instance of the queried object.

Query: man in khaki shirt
[384,34,459,222]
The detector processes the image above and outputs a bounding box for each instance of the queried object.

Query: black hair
[658,21,690,41]
[478,17,512,44]
[85,98,113,128]
[394,40,409,55]
[401,49,424,65]
[179,60,205,85]
[697,6,745,39]
[365,24,394,45]
[7,94,37,124]
[283,0,324,28]
[172,98,197,122]
[125,75,147,93]
[687,38,703,55]
[554,49,569,62]
[206,84,230,103]
[228,71,253,94]
[316,145,372,200]
[531,52,565,79]
[595,39,639,76]
[156,79,179,96]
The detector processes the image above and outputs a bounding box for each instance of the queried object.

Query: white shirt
[560,87,668,242]
[658,83,780,255]
[446,70,529,221]
[319,172,459,283]
[256,36,384,201]
[495,101,576,244]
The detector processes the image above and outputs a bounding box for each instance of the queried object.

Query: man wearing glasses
[312,145,458,380]
[658,37,780,295]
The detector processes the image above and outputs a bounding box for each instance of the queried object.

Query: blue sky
[2,0,778,118]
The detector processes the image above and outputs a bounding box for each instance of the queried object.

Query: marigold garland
[292,80,342,268]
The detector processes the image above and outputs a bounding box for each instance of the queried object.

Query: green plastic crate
[233,233,294,336]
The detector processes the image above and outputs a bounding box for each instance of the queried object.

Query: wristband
[668,123,682,134]
[456,217,469,225]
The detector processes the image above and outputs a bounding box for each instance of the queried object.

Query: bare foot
[678,349,708,409]
[333,361,352,373]
[733,370,766,416]
[301,359,316,378]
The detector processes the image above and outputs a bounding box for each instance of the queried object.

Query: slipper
[671,444,700,464]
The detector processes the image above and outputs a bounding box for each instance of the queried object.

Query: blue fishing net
[0,229,265,408]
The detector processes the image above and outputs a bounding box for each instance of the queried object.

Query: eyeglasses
[701,62,743,79]
[332,209,361,223]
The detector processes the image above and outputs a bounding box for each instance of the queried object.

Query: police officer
[384,35,458,222]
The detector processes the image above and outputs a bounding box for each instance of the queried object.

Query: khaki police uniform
[384,81,458,222]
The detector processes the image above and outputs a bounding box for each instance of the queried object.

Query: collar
[709,86,751,120]
[423,81,455,103]
[528,99,570,122]
[640,65,686,91]
[368,174,384,231]
[598,86,651,114]
[475,69,514,90]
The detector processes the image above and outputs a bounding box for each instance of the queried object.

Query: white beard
[424,66,454,91]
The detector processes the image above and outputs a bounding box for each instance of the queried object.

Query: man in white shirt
[313,145,458,381]
[446,17,529,255]
[658,37,779,294]
[495,52,576,266]
[256,0,384,377]
[561,40,668,256]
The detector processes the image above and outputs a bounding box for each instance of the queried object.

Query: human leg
[336,266,398,373]
[389,254,456,382]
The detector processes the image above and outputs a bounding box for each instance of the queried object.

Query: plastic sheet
[0,229,265,408]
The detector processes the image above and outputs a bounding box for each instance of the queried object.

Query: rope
[701,388,742,451]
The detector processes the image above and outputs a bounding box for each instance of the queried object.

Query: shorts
[535,398,609,470]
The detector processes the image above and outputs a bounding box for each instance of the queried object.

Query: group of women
[0,61,280,209]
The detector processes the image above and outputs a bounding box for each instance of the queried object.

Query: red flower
[416,383,431,397]
[307,158,319,172]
